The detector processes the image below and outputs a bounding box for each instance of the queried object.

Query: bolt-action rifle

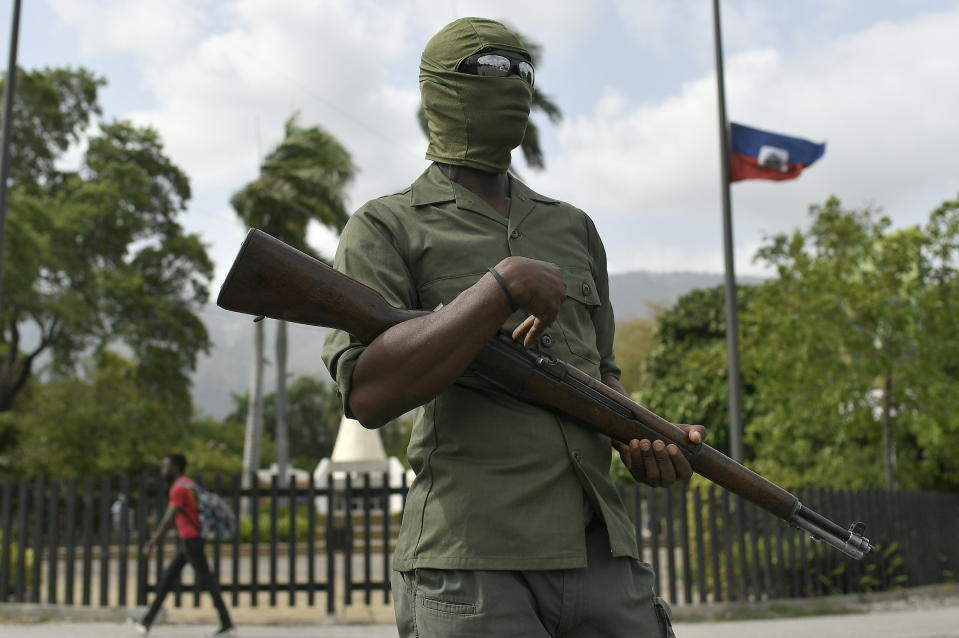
[218,229,873,560]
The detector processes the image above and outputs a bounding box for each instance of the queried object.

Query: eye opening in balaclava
[420,17,533,174]
[457,48,535,87]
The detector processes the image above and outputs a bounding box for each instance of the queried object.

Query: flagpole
[712,0,745,463]
[0,0,22,316]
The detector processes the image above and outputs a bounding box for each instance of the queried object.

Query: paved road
[3,606,959,638]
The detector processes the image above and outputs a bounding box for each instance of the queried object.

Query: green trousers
[391,521,676,638]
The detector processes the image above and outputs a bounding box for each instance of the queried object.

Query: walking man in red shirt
[132,454,236,637]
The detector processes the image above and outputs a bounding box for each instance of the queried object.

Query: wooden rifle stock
[218,229,873,560]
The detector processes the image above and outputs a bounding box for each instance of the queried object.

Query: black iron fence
[0,474,956,613]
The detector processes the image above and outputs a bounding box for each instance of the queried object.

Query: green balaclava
[420,17,533,173]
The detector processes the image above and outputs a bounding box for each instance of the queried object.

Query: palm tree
[417,28,562,170]
[231,114,355,488]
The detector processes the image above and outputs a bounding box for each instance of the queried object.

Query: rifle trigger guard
[535,354,567,380]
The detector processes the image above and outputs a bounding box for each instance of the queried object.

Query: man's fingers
[523,317,550,348]
[640,440,659,484]
[678,424,707,445]
[614,440,633,470]
[512,315,558,349]
[667,444,694,481]
[652,441,676,485]
[511,315,536,342]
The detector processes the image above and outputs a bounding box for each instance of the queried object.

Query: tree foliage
[227,375,341,472]
[637,195,959,491]
[226,375,415,472]
[0,352,188,477]
[637,285,761,457]
[230,113,355,256]
[746,196,959,490]
[612,318,657,394]
[230,113,355,485]
[0,67,212,419]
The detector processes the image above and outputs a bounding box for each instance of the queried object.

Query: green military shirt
[322,163,639,571]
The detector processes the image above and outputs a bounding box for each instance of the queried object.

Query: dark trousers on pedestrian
[142,537,233,629]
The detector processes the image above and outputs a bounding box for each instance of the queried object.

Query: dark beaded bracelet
[488,266,519,312]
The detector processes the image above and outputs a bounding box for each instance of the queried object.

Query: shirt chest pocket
[417,272,487,311]
[555,268,601,365]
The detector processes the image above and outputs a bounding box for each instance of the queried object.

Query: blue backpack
[181,479,236,541]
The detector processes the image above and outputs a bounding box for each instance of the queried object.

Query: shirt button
[510,229,521,239]
[573,451,583,462]
[540,334,553,347]
[581,282,591,296]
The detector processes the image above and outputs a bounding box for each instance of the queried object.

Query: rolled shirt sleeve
[321,205,418,418]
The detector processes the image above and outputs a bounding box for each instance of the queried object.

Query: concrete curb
[0,603,161,624]
[2,583,957,625]
[671,583,959,622]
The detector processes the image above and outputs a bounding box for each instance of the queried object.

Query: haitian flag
[729,123,825,182]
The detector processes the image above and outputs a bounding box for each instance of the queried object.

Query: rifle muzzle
[790,503,873,560]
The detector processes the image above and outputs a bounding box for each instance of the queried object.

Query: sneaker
[127,618,149,635]
[208,627,237,638]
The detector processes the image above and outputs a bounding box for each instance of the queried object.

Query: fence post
[269,473,278,607]
[135,473,148,606]
[344,473,354,608]
[212,475,223,604]
[118,475,130,608]
[230,475,241,607]
[65,479,77,605]
[761,511,773,600]
[693,486,706,603]
[721,490,735,601]
[98,476,111,606]
[648,486,661,595]
[664,486,677,602]
[30,477,43,603]
[47,479,60,604]
[325,472,335,615]
[381,470,390,605]
[81,477,94,606]
[288,473,297,607]
[679,485,692,604]
[307,471,316,607]
[0,477,11,602]
[250,471,260,608]
[707,487,722,602]
[746,502,761,602]
[734,495,748,602]
[363,473,372,606]
[14,477,27,602]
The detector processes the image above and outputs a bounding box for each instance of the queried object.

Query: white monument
[313,415,413,515]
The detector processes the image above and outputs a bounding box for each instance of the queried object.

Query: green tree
[230,114,355,485]
[0,67,211,421]
[637,285,762,458]
[226,375,342,475]
[227,375,416,472]
[416,27,562,170]
[0,352,188,477]
[747,196,959,490]
[612,318,657,394]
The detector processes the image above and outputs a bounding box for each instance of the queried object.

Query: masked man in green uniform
[323,17,705,638]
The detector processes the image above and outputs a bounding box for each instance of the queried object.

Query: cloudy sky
[14,0,959,281]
